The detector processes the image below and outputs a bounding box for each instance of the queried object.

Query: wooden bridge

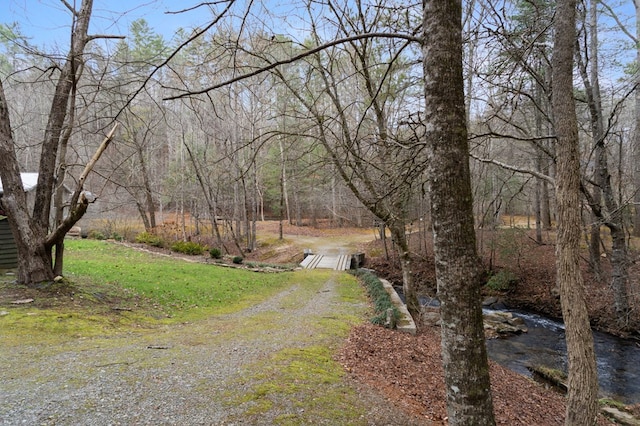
[300,254,351,271]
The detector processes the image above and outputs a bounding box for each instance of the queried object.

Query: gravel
[0,275,424,425]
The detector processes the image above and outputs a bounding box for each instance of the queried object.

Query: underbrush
[171,240,206,255]
[351,269,399,327]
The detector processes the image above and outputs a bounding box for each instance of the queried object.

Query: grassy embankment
[0,239,365,343]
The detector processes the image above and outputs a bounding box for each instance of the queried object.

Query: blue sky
[0,0,208,50]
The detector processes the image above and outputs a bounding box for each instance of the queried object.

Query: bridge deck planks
[301,254,350,271]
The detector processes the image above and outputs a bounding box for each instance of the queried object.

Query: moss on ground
[223,345,367,425]
[217,272,370,425]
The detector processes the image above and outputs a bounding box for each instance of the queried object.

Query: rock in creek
[421,306,528,339]
[483,311,528,338]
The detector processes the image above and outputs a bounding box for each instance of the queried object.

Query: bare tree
[576,0,631,329]
[635,0,640,237]
[0,0,119,285]
[552,0,599,423]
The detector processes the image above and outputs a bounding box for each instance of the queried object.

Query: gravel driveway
[0,272,423,425]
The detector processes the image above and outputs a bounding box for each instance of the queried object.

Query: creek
[485,309,640,404]
[396,287,640,404]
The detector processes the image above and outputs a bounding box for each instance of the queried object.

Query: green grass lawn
[64,239,299,320]
[0,240,310,343]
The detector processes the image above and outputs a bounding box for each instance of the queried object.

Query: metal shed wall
[0,218,18,269]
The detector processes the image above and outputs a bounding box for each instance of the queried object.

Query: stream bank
[485,309,640,405]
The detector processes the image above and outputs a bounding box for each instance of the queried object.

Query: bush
[87,218,138,243]
[209,247,222,259]
[351,269,399,327]
[88,230,106,240]
[171,241,205,256]
[232,256,243,264]
[486,269,518,292]
[135,231,164,248]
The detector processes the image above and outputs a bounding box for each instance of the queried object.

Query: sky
[0,0,210,50]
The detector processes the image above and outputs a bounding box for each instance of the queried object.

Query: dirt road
[0,270,423,425]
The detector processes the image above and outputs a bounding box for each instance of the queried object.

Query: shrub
[209,247,222,259]
[486,269,518,292]
[88,230,106,240]
[171,241,205,256]
[351,269,399,327]
[232,256,243,264]
[87,218,139,243]
[135,231,164,248]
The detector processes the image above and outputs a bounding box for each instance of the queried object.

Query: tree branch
[470,153,555,184]
[45,122,119,248]
[163,32,422,100]
[116,0,238,118]
[87,34,126,42]
[599,1,637,44]
[59,0,78,16]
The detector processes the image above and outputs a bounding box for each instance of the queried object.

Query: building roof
[0,173,40,196]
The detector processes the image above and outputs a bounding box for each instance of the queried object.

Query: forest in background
[0,1,637,245]
[2,0,639,325]
[1,0,637,328]
[3,1,638,250]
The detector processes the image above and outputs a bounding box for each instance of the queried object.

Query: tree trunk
[135,199,152,231]
[577,0,631,330]
[535,176,543,243]
[137,145,157,229]
[388,221,421,320]
[634,0,640,237]
[0,79,53,283]
[209,205,228,253]
[251,144,258,252]
[423,1,495,424]
[0,1,98,285]
[279,153,285,240]
[0,193,54,284]
[552,0,599,423]
[541,174,553,229]
[588,212,602,279]
[33,0,93,228]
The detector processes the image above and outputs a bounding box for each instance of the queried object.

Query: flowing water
[395,286,640,404]
[485,310,640,404]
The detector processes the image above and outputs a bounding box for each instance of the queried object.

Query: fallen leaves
[338,323,614,425]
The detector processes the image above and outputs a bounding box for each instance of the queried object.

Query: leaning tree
[0,0,118,284]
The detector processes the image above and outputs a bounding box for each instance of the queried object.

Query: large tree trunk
[33,0,93,228]
[423,1,495,424]
[0,194,53,284]
[0,76,54,283]
[552,0,599,423]
[0,0,96,285]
